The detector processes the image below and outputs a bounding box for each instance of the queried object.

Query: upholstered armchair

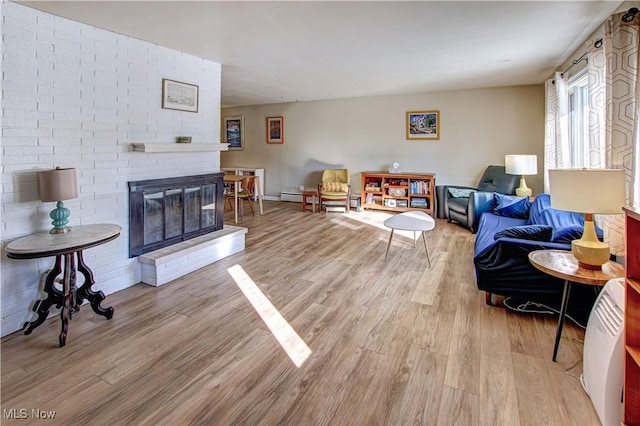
[318,169,350,212]
[436,165,519,232]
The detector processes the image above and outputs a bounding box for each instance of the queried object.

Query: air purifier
[581,277,625,426]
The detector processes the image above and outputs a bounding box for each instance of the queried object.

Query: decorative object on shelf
[389,162,401,173]
[161,78,199,113]
[505,154,537,197]
[223,116,244,150]
[131,143,228,153]
[549,168,625,269]
[389,188,406,197]
[176,136,192,144]
[406,110,440,140]
[266,116,284,144]
[38,167,78,234]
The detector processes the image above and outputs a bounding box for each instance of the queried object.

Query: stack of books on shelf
[410,180,430,195]
[410,198,428,208]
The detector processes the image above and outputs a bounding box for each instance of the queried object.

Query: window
[567,70,590,168]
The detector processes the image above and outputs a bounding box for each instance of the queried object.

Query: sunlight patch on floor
[337,210,419,240]
[227,264,312,368]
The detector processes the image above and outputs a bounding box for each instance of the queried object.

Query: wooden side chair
[225,176,255,220]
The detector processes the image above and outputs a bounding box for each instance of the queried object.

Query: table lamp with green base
[39,167,78,234]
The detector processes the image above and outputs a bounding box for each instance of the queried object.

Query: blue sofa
[473,193,601,324]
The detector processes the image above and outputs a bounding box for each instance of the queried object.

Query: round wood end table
[528,249,624,362]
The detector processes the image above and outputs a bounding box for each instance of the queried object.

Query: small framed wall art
[266,116,284,144]
[406,110,440,140]
[223,116,244,150]
[162,79,199,113]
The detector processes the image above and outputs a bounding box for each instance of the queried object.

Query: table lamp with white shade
[548,168,625,269]
[39,167,78,234]
[505,154,538,197]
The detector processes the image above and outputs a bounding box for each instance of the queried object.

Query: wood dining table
[223,174,264,223]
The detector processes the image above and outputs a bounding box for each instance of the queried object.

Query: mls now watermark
[3,408,57,420]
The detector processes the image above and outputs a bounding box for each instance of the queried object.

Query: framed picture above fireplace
[223,116,244,150]
[161,79,199,113]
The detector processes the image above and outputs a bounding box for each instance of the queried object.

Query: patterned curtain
[545,11,639,257]
[598,11,640,255]
[543,72,570,193]
[587,43,606,168]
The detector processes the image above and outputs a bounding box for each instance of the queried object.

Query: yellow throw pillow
[322,182,348,193]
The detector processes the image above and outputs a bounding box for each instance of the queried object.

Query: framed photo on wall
[266,116,284,144]
[162,79,199,113]
[223,116,244,150]
[406,110,440,140]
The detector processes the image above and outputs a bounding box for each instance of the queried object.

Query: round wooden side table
[528,249,624,361]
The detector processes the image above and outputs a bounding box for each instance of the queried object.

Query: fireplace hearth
[128,173,224,257]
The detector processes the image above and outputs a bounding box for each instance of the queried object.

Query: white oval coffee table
[383,211,435,266]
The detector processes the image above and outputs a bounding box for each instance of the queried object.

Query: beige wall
[221,84,544,198]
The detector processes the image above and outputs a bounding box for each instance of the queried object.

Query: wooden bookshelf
[624,206,640,425]
[361,172,435,216]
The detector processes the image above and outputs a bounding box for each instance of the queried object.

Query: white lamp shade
[39,167,78,202]
[505,155,538,175]
[549,169,625,214]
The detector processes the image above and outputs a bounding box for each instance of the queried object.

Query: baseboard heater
[280,190,303,203]
[280,190,360,210]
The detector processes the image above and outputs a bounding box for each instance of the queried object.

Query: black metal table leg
[552,279,572,362]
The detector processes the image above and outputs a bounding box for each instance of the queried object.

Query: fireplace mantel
[131,143,229,153]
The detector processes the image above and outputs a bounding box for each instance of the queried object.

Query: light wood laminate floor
[1,201,599,425]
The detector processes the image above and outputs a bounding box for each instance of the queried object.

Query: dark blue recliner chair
[436,165,519,233]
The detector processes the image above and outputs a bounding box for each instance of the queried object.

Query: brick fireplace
[128,173,225,257]
[127,173,246,286]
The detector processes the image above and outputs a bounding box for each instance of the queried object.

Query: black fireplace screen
[128,173,224,257]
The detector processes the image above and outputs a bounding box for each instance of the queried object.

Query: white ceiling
[18,1,624,107]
